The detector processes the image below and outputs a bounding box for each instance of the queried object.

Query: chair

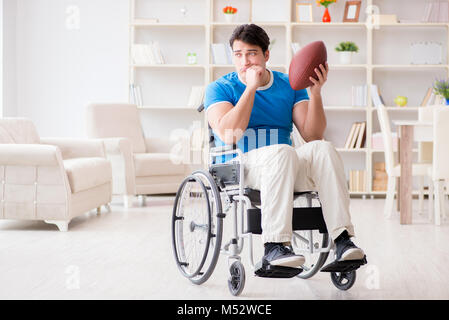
[376,105,432,218]
[429,108,449,225]
[86,103,191,207]
[0,118,112,231]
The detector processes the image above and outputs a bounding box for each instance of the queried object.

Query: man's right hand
[245,65,266,90]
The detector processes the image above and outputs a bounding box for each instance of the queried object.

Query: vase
[224,13,235,23]
[446,98,449,105]
[339,51,353,64]
[322,7,331,23]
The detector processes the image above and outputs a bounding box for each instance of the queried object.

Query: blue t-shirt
[204,69,309,163]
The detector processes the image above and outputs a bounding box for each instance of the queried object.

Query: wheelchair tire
[330,270,356,291]
[293,231,330,279]
[228,261,245,296]
[172,171,223,285]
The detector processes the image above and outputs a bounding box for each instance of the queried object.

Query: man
[204,24,365,268]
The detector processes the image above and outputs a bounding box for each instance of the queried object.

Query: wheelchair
[171,107,367,296]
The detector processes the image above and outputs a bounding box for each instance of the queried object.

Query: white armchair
[86,103,190,207]
[0,118,112,231]
[429,108,449,225]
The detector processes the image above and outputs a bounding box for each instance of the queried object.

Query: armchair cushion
[64,158,112,193]
[0,118,40,144]
[86,103,146,153]
[133,153,187,177]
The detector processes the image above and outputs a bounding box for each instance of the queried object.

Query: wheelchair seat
[226,187,316,206]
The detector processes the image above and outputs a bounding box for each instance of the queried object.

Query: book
[420,87,433,106]
[130,84,143,106]
[371,84,383,107]
[344,123,358,149]
[349,122,361,149]
[355,121,366,149]
[429,2,440,23]
[351,85,367,107]
[152,41,165,64]
[211,43,230,65]
[422,2,432,22]
[187,86,205,109]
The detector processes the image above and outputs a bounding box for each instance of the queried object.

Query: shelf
[372,64,448,70]
[384,107,421,111]
[292,22,365,27]
[324,106,367,111]
[371,149,419,153]
[131,22,206,28]
[212,22,287,27]
[212,64,286,69]
[375,22,449,28]
[138,106,198,110]
[336,148,367,153]
[329,64,367,70]
[132,64,206,69]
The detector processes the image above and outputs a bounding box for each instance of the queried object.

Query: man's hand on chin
[245,65,265,90]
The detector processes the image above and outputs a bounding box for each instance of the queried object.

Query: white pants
[241,141,355,243]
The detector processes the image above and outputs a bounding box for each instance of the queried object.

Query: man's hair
[229,24,270,53]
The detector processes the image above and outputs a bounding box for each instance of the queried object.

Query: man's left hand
[309,62,329,97]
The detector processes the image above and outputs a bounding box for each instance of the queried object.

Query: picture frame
[296,3,313,23]
[343,0,361,22]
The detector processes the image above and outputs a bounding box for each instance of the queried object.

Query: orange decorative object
[322,7,331,22]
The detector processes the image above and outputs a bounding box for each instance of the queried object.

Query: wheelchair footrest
[254,260,303,278]
[320,256,367,273]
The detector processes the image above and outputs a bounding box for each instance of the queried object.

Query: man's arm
[207,86,257,144]
[292,97,326,142]
[292,63,328,142]
[206,66,265,144]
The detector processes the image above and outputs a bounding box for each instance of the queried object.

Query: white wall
[15,0,129,137]
[2,0,18,118]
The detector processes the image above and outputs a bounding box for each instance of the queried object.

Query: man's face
[232,40,269,81]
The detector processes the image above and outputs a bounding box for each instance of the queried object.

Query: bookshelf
[129,0,449,197]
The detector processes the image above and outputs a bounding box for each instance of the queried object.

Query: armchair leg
[45,220,69,232]
[141,195,147,207]
[96,207,101,215]
[435,180,443,226]
[429,179,434,222]
[124,195,133,208]
[384,177,396,219]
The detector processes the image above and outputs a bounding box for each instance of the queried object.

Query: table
[393,121,433,224]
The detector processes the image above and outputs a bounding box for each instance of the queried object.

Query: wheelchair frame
[172,144,366,296]
[172,105,366,296]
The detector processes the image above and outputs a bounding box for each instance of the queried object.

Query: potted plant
[223,6,237,23]
[316,0,337,23]
[335,41,359,64]
[433,79,449,105]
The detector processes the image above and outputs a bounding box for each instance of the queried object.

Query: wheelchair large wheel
[292,230,329,279]
[172,171,223,285]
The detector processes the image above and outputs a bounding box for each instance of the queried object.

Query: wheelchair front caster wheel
[330,270,356,291]
[228,261,245,296]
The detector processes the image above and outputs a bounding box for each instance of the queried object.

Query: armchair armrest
[99,137,136,196]
[0,144,63,166]
[40,138,106,159]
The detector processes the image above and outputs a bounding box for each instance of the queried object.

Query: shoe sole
[340,248,365,261]
[270,256,305,268]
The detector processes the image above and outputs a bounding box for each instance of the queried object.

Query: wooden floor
[0,196,448,300]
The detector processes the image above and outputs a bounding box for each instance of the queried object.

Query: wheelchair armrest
[209,145,243,159]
